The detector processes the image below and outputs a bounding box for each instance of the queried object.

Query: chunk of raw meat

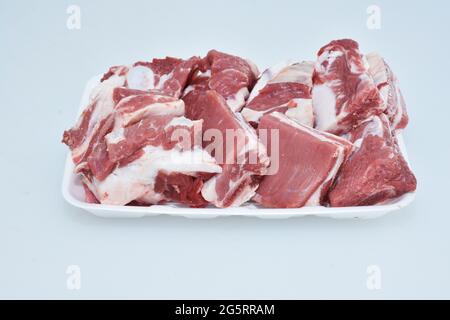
[63,66,128,167]
[69,93,187,182]
[63,55,213,206]
[126,56,201,98]
[183,50,259,112]
[112,87,149,104]
[328,114,417,206]
[63,55,199,166]
[312,39,385,134]
[242,61,315,127]
[366,52,409,130]
[185,90,270,207]
[81,90,220,207]
[98,93,185,177]
[154,172,214,208]
[253,112,352,208]
[86,144,222,206]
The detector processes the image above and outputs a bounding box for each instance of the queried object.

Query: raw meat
[328,114,416,206]
[366,52,409,130]
[63,55,211,205]
[254,112,352,208]
[154,172,214,208]
[185,90,270,207]
[85,144,221,206]
[63,66,128,168]
[312,39,385,134]
[63,42,417,209]
[63,55,199,166]
[103,93,186,174]
[126,56,201,98]
[183,50,259,112]
[112,87,149,104]
[242,61,315,127]
[82,91,222,206]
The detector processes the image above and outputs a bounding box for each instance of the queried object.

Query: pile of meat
[62,39,417,208]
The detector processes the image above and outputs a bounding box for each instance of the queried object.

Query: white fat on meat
[240,107,264,124]
[312,83,342,131]
[245,58,260,81]
[105,98,185,146]
[284,98,314,127]
[71,71,126,161]
[118,98,184,127]
[126,66,174,91]
[93,145,222,206]
[234,112,269,161]
[157,71,173,89]
[201,171,257,207]
[226,87,250,112]
[247,60,296,103]
[365,53,388,86]
[164,116,196,129]
[312,40,385,134]
[366,52,407,130]
[243,61,314,126]
[305,148,345,206]
[270,62,314,87]
[126,65,155,91]
[242,98,314,127]
[352,115,386,149]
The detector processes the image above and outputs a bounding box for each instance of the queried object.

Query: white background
[1,0,449,299]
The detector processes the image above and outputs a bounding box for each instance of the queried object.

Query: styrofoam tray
[61,75,416,219]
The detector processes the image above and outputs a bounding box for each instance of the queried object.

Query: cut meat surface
[81,93,220,206]
[154,172,213,208]
[242,61,314,127]
[63,56,220,206]
[127,56,201,98]
[328,114,416,206]
[206,50,259,111]
[366,52,409,131]
[254,112,352,208]
[88,145,221,206]
[185,90,270,207]
[112,87,149,104]
[63,55,199,168]
[77,93,187,182]
[183,50,259,112]
[312,39,385,135]
[63,66,127,167]
[105,93,189,166]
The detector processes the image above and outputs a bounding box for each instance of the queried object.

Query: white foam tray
[62,75,416,219]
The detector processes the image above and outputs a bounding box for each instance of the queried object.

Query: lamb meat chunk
[185,90,270,207]
[183,50,259,112]
[328,114,416,206]
[242,61,314,127]
[254,112,352,208]
[127,56,201,98]
[366,52,409,131]
[312,39,385,135]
